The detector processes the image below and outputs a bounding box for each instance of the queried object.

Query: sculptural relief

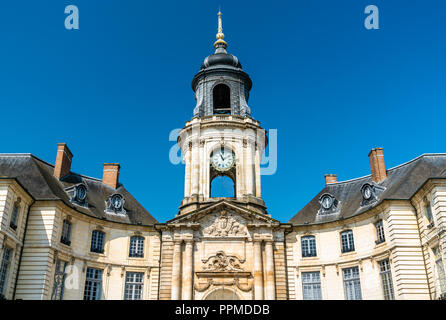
[201,210,247,237]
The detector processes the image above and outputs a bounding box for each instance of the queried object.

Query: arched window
[205,288,239,300]
[213,84,231,114]
[129,236,145,258]
[210,176,235,198]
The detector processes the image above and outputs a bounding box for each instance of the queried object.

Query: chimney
[368,147,387,183]
[54,143,73,179]
[325,174,337,185]
[102,163,120,189]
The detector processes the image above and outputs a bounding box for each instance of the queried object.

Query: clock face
[211,148,234,171]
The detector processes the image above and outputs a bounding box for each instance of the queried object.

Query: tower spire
[214,10,228,52]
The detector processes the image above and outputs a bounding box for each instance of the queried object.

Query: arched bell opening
[213,84,231,114]
[210,175,236,198]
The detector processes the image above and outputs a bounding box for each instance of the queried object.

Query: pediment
[167,200,279,228]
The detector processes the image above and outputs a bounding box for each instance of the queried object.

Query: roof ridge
[327,153,446,186]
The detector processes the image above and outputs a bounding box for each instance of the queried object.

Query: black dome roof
[201,53,242,70]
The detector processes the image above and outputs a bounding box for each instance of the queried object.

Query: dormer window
[105,193,126,215]
[66,183,88,207]
[360,183,385,207]
[318,193,339,215]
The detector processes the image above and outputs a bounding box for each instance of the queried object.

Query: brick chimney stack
[102,163,120,189]
[54,143,73,179]
[325,174,337,185]
[368,148,387,183]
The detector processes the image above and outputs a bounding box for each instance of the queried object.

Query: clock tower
[177,11,268,216]
[159,11,285,301]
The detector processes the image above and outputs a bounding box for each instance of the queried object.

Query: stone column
[191,139,199,197]
[264,240,276,300]
[255,145,262,198]
[184,143,192,198]
[253,240,264,300]
[171,240,182,300]
[245,139,254,196]
[182,240,194,300]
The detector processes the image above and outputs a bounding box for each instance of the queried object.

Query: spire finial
[214,9,228,51]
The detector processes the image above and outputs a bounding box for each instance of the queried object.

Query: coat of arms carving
[202,210,247,237]
[203,251,244,272]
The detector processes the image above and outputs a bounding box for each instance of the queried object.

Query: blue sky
[0,1,445,222]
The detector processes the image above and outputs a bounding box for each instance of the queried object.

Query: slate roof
[0,154,157,225]
[289,154,446,225]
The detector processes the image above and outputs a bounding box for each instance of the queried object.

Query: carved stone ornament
[203,251,244,272]
[202,210,247,237]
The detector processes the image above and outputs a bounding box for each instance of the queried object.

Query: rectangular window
[83,267,103,300]
[433,247,446,294]
[60,220,72,246]
[51,260,68,300]
[343,266,362,300]
[0,247,12,296]
[425,203,433,223]
[341,230,355,253]
[9,203,19,230]
[129,236,145,258]
[90,230,105,253]
[124,272,144,300]
[301,236,317,257]
[375,220,385,244]
[379,259,395,300]
[301,271,322,300]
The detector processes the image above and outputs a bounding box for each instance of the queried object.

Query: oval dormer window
[75,184,87,202]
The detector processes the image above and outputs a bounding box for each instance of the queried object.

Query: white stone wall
[0,179,33,299]
[286,202,430,300]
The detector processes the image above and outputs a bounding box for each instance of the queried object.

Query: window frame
[83,267,103,300]
[432,247,446,294]
[9,202,20,231]
[340,230,355,253]
[0,247,13,297]
[124,271,144,300]
[90,230,105,254]
[342,266,362,300]
[60,219,72,246]
[378,258,395,300]
[51,259,68,300]
[375,220,385,244]
[301,271,322,300]
[301,235,317,258]
[129,236,145,258]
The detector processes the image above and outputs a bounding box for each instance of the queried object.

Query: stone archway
[204,288,240,300]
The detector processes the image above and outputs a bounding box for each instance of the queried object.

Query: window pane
[129,236,144,258]
[83,268,103,300]
[91,231,105,253]
[51,260,67,300]
[341,230,355,253]
[124,272,144,300]
[379,259,394,300]
[343,267,362,300]
[0,248,12,295]
[302,271,322,300]
[301,236,316,257]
